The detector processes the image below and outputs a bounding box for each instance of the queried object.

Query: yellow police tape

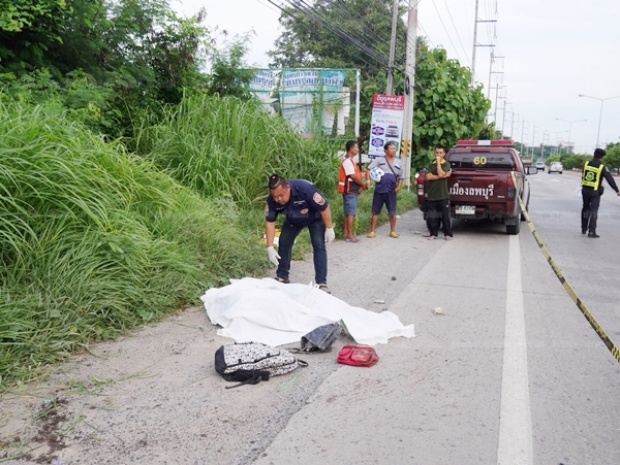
[519,198,620,363]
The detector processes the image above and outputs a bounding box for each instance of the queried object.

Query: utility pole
[492,83,504,127]
[487,51,505,99]
[386,0,400,94]
[501,102,511,139]
[401,0,418,188]
[471,0,496,85]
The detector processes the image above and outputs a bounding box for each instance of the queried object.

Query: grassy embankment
[0,95,415,390]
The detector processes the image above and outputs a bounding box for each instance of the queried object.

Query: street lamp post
[555,117,587,153]
[578,94,620,148]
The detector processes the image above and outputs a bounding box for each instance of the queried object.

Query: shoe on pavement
[275,276,290,284]
[587,232,600,238]
[367,231,377,238]
[425,235,437,240]
[388,231,399,238]
[444,235,453,241]
[582,229,587,235]
[317,283,332,294]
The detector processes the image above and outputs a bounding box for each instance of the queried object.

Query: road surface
[1,169,619,465]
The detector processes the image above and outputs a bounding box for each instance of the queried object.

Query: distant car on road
[535,161,545,171]
[548,162,563,174]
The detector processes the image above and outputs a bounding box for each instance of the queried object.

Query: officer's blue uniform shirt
[266,180,329,226]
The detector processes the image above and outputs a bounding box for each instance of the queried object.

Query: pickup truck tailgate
[449,172,509,204]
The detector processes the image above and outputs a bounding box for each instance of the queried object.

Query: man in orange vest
[338,140,367,242]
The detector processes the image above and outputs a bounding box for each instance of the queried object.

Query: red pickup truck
[416,140,537,235]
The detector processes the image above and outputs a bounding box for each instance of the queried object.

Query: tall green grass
[0,93,417,390]
[135,93,340,207]
[0,101,264,389]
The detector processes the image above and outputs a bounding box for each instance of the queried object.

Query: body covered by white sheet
[201,277,415,347]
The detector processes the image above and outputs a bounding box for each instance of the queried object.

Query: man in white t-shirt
[338,141,366,242]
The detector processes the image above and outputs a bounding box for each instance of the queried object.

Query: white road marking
[497,235,534,465]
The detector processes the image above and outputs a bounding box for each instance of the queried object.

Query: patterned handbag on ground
[337,345,379,367]
[215,342,307,388]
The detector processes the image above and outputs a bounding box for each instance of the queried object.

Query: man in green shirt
[423,144,453,240]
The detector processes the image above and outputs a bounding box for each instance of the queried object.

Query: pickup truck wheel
[506,221,520,235]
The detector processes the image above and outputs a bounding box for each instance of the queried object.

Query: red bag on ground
[337,345,379,367]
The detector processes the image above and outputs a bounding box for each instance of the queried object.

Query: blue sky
[173,0,620,154]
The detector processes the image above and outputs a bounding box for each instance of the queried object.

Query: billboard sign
[368,95,405,157]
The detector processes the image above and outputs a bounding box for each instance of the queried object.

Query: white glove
[324,227,335,243]
[267,246,280,266]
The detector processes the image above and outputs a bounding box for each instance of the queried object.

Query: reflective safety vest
[581,161,604,189]
[338,157,362,194]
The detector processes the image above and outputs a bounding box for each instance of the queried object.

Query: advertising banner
[280,69,347,137]
[248,69,277,115]
[368,94,405,158]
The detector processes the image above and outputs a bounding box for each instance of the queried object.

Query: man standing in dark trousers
[265,174,335,293]
[581,148,620,238]
[423,145,453,240]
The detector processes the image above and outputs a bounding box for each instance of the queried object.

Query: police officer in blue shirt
[265,174,335,293]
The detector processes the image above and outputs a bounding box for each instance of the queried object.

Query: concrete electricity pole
[401,0,418,188]
[471,0,496,85]
[386,0,400,94]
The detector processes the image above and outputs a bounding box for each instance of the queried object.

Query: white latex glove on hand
[324,227,335,243]
[267,246,280,266]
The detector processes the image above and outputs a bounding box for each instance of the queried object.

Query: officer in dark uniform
[265,174,335,293]
[581,148,620,238]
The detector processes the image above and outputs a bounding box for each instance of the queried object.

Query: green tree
[207,38,255,99]
[0,0,69,73]
[604,144,620,171]
[412,45,490,167]
[0,0,210,138]
[268,0,490,169]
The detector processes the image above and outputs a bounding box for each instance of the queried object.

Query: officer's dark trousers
[277,218,327,284]
[426,199,453,237]
[581,188,601,233]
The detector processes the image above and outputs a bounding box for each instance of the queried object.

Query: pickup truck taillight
[416,176,425,196]
[507,171,517,199]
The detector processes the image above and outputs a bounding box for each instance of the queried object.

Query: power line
[280,0,390,67]
[265,0,388,69]
[430,0,466,64]
[441,0,471,65]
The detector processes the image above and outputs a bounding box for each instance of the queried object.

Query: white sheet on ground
[201,277,415,347]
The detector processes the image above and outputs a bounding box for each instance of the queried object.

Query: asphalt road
[253,169,620,465]
[3,169,619,465]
